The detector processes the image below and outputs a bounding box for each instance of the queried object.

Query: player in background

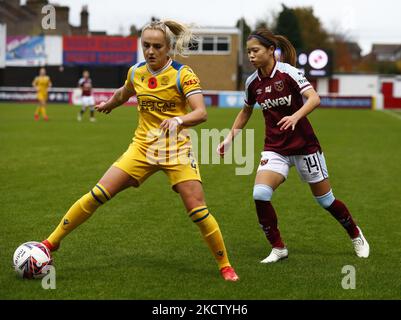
[77,70,96,122]
[217,28,370,263]
[32,67,52,121]
[40,20,239,281]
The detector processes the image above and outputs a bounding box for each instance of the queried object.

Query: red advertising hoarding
[63,35,137,66]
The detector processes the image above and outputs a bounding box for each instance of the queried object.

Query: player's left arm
[160,93,207,131]
[160,67,207,131]
[181,93,208,126]
[277,88,320,131]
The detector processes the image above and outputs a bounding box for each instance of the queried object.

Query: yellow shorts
[37,92,48,102]
[113,142,201,190]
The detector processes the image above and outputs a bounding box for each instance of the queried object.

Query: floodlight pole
[237,17,244,91]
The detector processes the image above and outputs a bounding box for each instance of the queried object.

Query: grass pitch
[0,103,400,300]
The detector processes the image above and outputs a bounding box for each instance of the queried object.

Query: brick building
[174,27,241,91]
[0,0,104,35]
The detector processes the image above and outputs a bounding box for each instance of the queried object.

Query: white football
[13,241,53,279]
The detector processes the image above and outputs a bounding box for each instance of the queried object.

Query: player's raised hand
[95,101,113,114]
[216,139,232,157]
[277,114,299,131]
[160,118,180,132]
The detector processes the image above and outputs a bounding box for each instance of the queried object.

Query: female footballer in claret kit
[77,70,96,122]
[218,28,369,263]
[40,20,239,281]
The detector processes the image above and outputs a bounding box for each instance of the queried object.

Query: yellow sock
[40,106,47,118]
[47,184,111,247]
[35,106,41,115]
[189,206,231,270]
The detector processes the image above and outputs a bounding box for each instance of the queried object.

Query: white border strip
[381,109,401,121]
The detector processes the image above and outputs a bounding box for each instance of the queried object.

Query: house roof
[371,44,401,55]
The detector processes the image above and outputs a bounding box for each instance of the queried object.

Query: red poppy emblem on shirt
[148,77,158,89]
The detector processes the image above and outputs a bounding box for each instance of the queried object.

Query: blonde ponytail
[163,20,194,57]
[142,19,195,57]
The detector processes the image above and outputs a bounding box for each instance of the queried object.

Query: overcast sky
[42,0,401,55]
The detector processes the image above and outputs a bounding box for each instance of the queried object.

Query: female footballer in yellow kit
[32,67,52,121]
[41,20,239,281]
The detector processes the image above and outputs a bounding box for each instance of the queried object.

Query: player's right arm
[32,77,38,90]
[95,66,136,114]
[217,72,256,156]
[217,105,253,156]
[95,85,135,114]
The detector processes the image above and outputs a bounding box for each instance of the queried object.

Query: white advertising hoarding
[0,24,6,68]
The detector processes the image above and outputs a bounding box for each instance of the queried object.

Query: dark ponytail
[274,35,297,66]
[248,29,297,66]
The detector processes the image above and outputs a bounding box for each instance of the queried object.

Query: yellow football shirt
[34,76,51,94]
[124,59,202,149]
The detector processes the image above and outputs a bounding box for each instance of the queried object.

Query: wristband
[174,116,183,125]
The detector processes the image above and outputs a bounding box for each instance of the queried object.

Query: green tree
[274,4,304,50]
[292,7,330,50]
[129,24,139,36]
[255,20,269,30]
[327,27,362,72]
[377,61,400,74]
[236,17,251,49]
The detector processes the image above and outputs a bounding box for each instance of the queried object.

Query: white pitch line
[381,109,401,121]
